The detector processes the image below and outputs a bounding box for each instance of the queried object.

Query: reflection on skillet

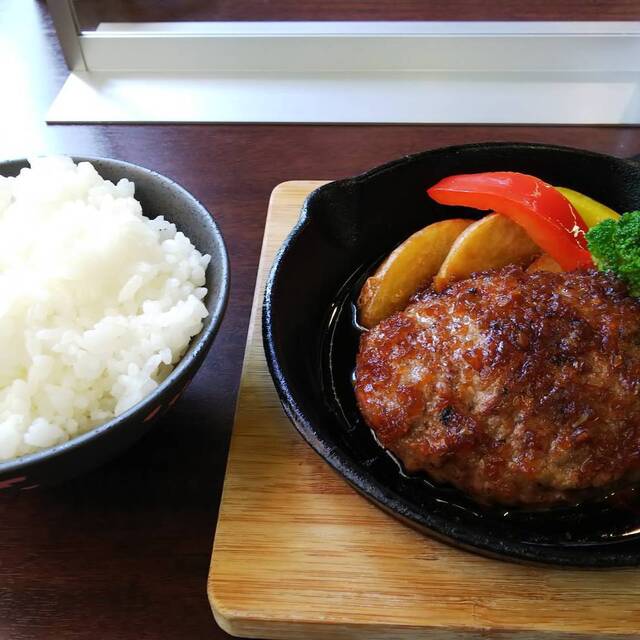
[320,261,640,549]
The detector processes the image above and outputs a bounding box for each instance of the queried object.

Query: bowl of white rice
[0,156,229,489]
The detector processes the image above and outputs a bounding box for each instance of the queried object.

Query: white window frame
[46,0,640,124]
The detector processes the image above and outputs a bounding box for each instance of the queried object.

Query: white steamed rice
[0,156,210,460]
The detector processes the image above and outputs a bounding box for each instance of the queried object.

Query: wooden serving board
[208,181,640,640]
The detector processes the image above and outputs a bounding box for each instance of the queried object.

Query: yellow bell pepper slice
[555,186,620,228]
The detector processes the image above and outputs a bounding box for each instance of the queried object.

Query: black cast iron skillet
[263,142,640,567]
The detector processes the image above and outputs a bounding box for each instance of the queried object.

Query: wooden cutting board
[208,181,640,640]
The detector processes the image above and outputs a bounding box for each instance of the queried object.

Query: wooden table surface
[73,0,640,29]
[2,2,640,639]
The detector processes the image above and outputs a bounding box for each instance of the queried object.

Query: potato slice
[527,253,563,273]
[358,219,473,328]
[433,213,540,292]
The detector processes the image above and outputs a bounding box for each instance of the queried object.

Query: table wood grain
[73,0,640,31]
[1,2,640,639]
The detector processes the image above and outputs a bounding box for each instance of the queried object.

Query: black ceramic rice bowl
[0,156,229,490]
[263,142,640,567]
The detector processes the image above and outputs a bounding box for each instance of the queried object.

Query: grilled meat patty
[354,267,640,506]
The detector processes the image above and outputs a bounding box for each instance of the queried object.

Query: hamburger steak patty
[354,267,640,506]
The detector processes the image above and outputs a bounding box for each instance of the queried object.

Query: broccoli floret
[586,218,620,271]
[586,211,640,296]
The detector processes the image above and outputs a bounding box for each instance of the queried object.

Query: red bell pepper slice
[427,172,593,270]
